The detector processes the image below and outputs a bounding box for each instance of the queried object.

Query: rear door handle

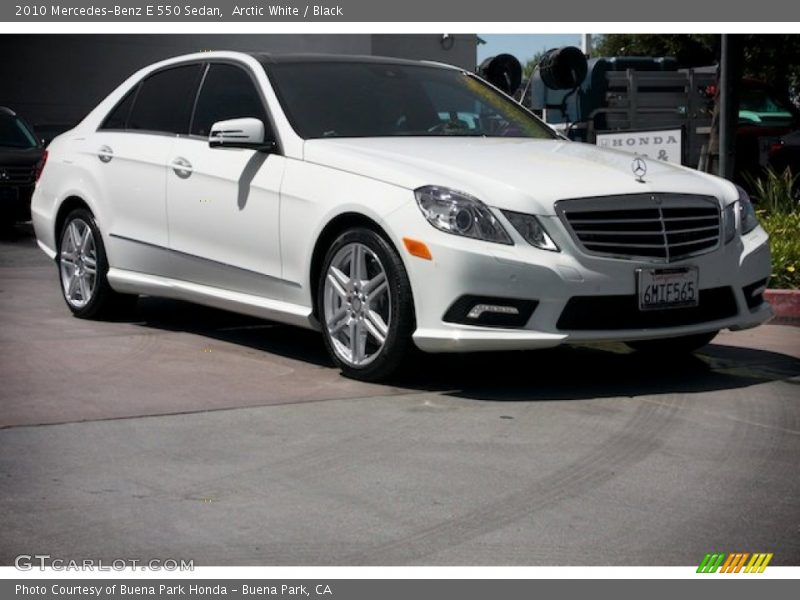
[97,145,113,163]
[171,157,193,179]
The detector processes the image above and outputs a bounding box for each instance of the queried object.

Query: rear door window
[127,64,204,135]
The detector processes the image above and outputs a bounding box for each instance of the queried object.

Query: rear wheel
[318,228,415,381]
[625,330,718,355]
[58,208,137,319]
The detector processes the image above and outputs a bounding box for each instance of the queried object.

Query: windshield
[0,114,38,149]
[264,61,557,140]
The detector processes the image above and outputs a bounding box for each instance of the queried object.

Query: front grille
[556,286,738,331]
[557,193,721,262]
[0,165,36,185]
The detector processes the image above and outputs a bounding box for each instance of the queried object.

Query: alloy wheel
[60,218,98,309]
[323,242,392,367]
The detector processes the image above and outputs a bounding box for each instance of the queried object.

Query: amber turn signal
[402,238,432,260]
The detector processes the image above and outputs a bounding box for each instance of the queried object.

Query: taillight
[768,141,784,157]
[35,150,48,183]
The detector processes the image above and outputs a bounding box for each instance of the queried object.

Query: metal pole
[581,34,593,57]
[719,34,741,180]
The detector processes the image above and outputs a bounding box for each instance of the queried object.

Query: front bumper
[384,203,773,353]
[0,184,34,222]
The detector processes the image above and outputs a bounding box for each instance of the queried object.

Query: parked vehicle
[735,79,800,185]
[528,56,715,168]
[767,129,800,177]
[32,52,772,380]
[529,55,800,183]
[738,79,800,129]
[0,106,45,227]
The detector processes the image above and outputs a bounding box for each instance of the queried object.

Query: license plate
[637,267,699,311]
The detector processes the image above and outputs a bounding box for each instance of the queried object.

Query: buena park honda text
[31,52,772,380]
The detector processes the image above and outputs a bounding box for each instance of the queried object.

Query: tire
[57,208,137,319]
[625,330,718,355]
[317,227,415,381]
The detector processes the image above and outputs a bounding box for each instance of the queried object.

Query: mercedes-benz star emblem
[631,157,647,182]
[0,170,8,181]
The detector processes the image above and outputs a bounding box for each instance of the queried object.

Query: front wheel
[318,228,415,381]
[625,330,719,355]
[58,208,137,319]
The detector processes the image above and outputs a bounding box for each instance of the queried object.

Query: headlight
[722,203,737,244]
[414,186,512,245]
[737,184,759,235]
[501,210,559,251]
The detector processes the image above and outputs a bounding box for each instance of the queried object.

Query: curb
[765,289,800,326]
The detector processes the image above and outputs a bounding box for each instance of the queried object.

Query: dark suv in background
[0,106,45,228]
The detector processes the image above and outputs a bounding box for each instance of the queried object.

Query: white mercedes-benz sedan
[31,51,772,380]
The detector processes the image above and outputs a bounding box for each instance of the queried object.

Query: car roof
[250,52,458,70]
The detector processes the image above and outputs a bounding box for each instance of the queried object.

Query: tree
[593,34,800,105]
[522,50,546,82]
[593,34,718,68]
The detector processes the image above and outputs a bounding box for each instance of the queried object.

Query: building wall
[0,34,477,127]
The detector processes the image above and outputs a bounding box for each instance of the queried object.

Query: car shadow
[0,221,35,241]
[131,296,800,403]
[132,296,333,367]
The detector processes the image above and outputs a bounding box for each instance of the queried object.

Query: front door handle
[97,145,113,163]
[171,157,193,179]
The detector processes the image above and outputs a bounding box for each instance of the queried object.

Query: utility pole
[581,34,593,57]
[719,35,742,180]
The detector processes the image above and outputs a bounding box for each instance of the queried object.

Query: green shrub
[758,211,800,289]
[746,167,799,214]
[745,167,800,289]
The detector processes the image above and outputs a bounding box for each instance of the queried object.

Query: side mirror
[208,118,275,151]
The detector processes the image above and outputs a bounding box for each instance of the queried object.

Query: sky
[476,34,583,63]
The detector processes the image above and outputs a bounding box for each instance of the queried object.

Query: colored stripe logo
[697,552,773,573]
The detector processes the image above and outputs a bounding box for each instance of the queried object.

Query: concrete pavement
[1,224,799,565]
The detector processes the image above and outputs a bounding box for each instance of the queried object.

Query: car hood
[303,137,733,215]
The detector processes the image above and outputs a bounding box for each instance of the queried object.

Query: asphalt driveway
[1,224,798,565]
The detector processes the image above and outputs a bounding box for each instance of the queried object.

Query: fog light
[443,295,538,327]
[466,304,520,319]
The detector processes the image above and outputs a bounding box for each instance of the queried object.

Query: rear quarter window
[99,86,138,130]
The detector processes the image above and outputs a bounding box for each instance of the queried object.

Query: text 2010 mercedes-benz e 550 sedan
[32,52,772,380]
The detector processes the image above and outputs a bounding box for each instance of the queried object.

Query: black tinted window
[100,86,138,130]
[191,63,269,137]
[0,114,38,148]
[128,64,203,134]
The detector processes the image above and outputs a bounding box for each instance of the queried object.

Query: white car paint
[32,51,772,359]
